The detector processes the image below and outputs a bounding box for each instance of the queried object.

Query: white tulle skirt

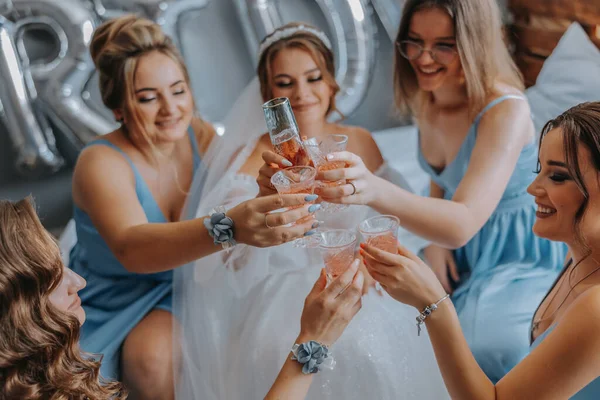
[176,230,449,400]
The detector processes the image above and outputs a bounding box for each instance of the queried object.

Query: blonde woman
[318,0,566,382]
[68,16,318,399]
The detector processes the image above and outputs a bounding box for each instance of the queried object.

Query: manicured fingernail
[308,204,321,213]
[281,159,293,167]
[312,221,321,229]
[304,230,317,236]
[359,249,365,256]
[359,243,365,249]
[305,194,318,202]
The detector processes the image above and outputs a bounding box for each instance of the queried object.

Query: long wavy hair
[257,22,341,118]
[537,102,600,251]
[394,0,524,117]
[0,197,125,399]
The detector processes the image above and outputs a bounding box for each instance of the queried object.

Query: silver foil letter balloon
[371,0,405,40]
[7,0,117,156]
[0,16,64,177]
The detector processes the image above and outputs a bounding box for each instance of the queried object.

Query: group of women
[2,0,600,399]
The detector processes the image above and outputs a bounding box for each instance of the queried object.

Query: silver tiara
[258,25,333,59]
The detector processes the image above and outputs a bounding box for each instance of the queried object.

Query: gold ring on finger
[265,214,275,229]
[349,181,357,196]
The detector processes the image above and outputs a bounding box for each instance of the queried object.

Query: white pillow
[526,22,600,136]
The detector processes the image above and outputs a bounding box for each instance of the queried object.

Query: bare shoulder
[566,286,600,331]
[337,124,384,172]
[72,136,134,204]
[477,85,533,145]
[484,85,531,120]
[191,116,216,155]
[74,135,132,181]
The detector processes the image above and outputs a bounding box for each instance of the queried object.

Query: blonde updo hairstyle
[257,22,341,118]
[90,15,201,154]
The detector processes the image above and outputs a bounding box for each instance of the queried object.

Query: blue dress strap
[85,139,137,170]
[84,139,145,187]
[474,94,526,124]
[187,125,202,170]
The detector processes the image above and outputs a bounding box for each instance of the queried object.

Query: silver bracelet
[416,294,450,336]
[204,205,236,250]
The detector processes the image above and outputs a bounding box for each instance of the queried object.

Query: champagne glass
[263,97,311,166]
[270,166,317,209]
[305,134,349,213]
[318,229,357,282]
[271,166,319,247]
[359,215,400,253]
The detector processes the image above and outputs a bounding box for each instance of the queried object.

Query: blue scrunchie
[291,341,331,375]
[203,210,236,248]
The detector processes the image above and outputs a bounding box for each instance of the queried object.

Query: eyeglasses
[396,40,457,65]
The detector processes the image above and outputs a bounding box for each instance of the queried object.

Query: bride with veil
[174,24,449,399]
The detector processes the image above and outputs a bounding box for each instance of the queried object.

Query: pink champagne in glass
[271,166,317,226]
[263,97,312,166]
[318,230,357,281]
[366,233,398,253]
[359,215,400,253]
[306,134,348,187]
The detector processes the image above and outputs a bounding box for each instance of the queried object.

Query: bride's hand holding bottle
[256,150,293,197]
[315,151,382,206]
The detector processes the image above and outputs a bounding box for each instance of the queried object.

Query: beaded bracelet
[416,294,450,336]
[291,340,336,374]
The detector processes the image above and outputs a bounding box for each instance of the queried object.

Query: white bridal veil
[173,78,449,399]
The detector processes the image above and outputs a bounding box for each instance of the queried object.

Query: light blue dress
[418,95,567,382]
[531,324,600,399]
[69,127,202,380]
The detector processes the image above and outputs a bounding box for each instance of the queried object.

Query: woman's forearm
[265,335,315,400]
[113,217,221,273]
[425,301,496,399]
[369,176,475,249]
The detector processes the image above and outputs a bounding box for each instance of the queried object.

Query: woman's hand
[360,242,446,310]
[228,193,320,248]
[297,259,365,346]
[315,151,381,206]
[423,244,459,294]
[355,250,382,296]
[256,151,293,197]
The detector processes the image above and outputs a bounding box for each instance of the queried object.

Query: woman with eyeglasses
[315,0,566,382]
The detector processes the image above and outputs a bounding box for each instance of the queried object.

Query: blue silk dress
[69,127,202,379]
[417,95,566,382]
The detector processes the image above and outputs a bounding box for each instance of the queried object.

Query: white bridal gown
[173,78,449,400]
